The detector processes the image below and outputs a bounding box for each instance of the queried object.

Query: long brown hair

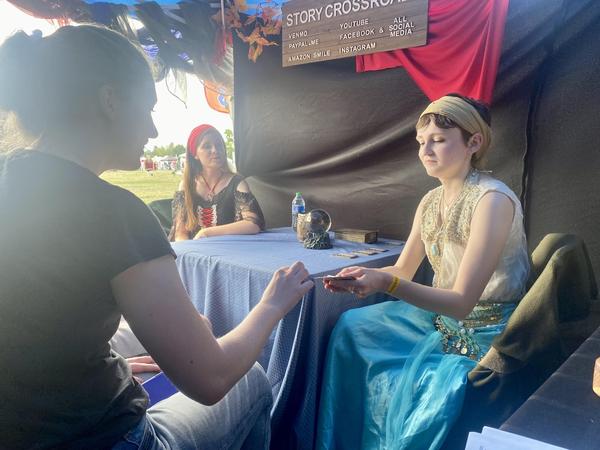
[182,128,233,231]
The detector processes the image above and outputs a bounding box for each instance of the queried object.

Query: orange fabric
[203,81,231,114]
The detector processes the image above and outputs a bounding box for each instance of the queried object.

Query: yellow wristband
[386,275,400,294]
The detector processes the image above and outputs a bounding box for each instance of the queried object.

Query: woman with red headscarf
[169,124,265,241]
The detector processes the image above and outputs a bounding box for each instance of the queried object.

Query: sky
[0,0,233,149]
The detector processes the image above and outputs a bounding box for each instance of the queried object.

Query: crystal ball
[304,209,332,234]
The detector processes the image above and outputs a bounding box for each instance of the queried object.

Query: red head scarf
[186,124,218,157]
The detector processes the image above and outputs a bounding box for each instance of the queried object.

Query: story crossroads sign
[282,0,428,67]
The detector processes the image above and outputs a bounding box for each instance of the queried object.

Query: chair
[148,198,173,236]
[442,233,598,449]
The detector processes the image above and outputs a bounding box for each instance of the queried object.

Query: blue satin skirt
[316,301,514,450]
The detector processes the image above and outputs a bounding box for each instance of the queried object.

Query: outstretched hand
[260,261,314,317]
[324,266,391,298]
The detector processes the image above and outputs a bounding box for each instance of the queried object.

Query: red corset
[198,205,217,228]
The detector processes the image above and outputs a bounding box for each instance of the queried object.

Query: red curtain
[356,0,509,104]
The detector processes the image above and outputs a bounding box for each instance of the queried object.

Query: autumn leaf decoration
[214,0,282,62]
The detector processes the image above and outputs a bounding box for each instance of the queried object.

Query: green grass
[100,170,181,204]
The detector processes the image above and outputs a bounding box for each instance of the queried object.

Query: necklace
[430,170,476,257]
[431,194,454,257]
[199,171,226,201]
[441,189,460,219]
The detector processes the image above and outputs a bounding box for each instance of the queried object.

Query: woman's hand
[127,355,160,374]
[194,229,209,239]
[127,355,161,383]
[259,261,314,317]
[324,267,393,298]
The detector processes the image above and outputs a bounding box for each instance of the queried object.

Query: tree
[224,129,235,160]
[145,143,186,158]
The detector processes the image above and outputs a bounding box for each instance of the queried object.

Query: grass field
[100,170,180,204]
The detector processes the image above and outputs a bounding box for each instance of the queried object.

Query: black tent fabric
[234,0,599,273]
[233,0,600,448]
[523,2,600,282]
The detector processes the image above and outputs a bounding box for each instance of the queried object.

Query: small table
[172,228,404,449]
[501,325,600,449]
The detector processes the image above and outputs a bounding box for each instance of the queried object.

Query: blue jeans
[113,363,272,450]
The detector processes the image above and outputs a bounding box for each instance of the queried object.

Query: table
[171,228,404,450]
[501,325,600,449]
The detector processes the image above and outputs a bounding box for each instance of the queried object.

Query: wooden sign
[282,0,428,67]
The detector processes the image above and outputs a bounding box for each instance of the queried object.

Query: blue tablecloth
[172,228,404,449]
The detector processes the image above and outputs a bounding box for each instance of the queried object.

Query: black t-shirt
[0,151,175,449]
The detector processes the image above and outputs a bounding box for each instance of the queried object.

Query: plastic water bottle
[291,192,306,231]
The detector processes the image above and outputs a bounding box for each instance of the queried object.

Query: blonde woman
[0,26,311,449]
[316,94,530,450]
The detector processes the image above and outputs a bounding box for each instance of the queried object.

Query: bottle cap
[296,192,302,196]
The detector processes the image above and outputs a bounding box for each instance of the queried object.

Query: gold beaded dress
[316,170,529,450]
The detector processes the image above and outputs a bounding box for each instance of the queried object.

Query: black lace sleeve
[168,190,187,241]
[234,190,266,230]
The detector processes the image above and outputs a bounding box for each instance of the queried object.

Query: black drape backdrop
[523,1,600,280]
[234,0,600,271]
[232,1,600,446]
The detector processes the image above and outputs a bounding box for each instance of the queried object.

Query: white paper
[464,427,568,450]
[481,427,567,450]
[465,431,514,450]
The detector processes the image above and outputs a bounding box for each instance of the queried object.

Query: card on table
[332,253,358,259]
[313,276,357,281]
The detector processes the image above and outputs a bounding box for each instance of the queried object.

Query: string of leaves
[217,0,282,62]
